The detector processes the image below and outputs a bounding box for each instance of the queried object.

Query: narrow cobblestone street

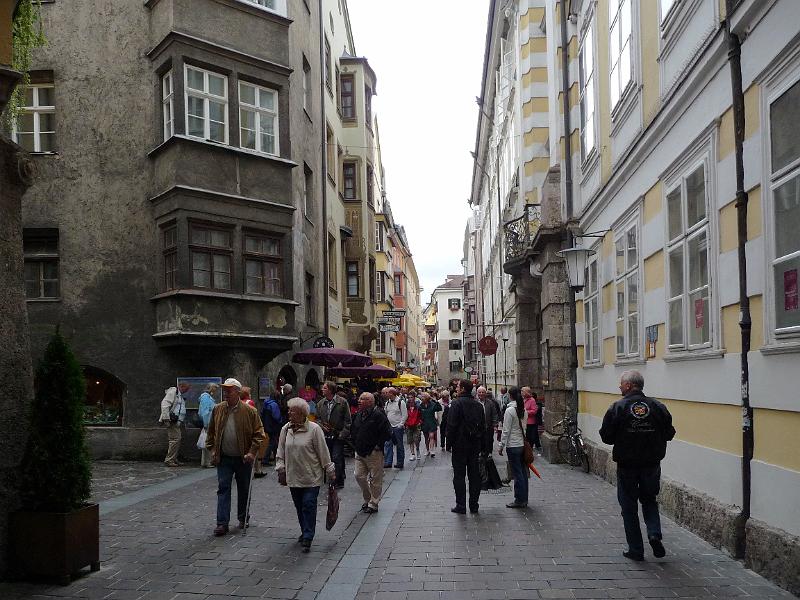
[1,455,794,600]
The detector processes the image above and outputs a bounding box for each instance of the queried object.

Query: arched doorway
[82,366,126,426]
[304,368,321,389]
[277,364,297,390]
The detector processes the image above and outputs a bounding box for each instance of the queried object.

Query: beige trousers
[355,449,384,509]
[164,422,181,464]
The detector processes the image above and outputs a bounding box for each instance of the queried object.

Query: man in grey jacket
[317,382,351,489]
[382,387,407,469]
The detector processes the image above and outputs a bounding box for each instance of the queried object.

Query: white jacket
[499,405,528,450]
[384,397,408,428]
[159,387,185,423]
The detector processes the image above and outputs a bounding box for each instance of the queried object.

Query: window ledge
[151,288,299,306]
[614,357,647,366]
[663,348,725,362]
[26,298,61,303]
[27,151,59,157]
[581,362,604,370]
[760,341,800,356]
[148,134,298,168]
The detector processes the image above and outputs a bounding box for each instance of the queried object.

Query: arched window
[83,366,125,426]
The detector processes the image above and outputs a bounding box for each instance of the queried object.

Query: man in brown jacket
[206,377,265,536]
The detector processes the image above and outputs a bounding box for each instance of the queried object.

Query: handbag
[326,483,340,530]
[196,428,207,450]
[519,415,535,465]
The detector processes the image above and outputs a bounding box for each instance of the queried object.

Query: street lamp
[557,246,595,291]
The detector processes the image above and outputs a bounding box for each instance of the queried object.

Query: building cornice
[146,30,292,76]
[149,183,296,214]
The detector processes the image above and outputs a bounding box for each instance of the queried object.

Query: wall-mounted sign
[313,336,335,348]
[382,309,406,318]
[478,336,498,356]
[377,316,401,325]
[379,324,401,333]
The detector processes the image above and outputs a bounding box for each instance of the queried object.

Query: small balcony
[503,203,541,263]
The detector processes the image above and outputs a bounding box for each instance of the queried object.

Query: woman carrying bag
[498,387,529,508]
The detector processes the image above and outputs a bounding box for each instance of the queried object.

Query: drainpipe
[560,0,579,420]
[725,1,752,560]
[318,0,330,332]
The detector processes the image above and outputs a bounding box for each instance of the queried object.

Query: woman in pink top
[522,387,542,452]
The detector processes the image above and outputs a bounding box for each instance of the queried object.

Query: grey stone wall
[0,135,34,577]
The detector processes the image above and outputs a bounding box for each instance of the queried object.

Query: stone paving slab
[0,454,795,599]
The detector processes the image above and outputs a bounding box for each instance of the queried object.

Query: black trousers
[452,449,481,509]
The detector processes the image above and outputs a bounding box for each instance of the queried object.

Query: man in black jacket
[317,382,352,489]
[351,392,392,514]
[446,379,486,514]
[600,370,675,561]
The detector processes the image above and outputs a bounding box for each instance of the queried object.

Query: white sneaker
[410,454,416,461]
[431,452,436,458]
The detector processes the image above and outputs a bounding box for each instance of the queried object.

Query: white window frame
[761,47,800,346]
[162,71,174,141]
[12,84,55,153]
[239,81,279,156]
[583,249,601,365]
[614,216,641,359]
[578,15,597,163]
[239,0,286,17]
[184,65,229,144]
[302,57,312,113]
[664,154,715,353]
[375,269,383,302]
[608,0,634,111]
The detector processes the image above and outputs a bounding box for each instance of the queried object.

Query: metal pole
[725,2,752,560]
[318,0,329,331]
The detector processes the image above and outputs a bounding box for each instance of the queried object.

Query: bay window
[185,66,228,144]
[239,82,278,155]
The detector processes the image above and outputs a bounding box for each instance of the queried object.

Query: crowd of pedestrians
[158,369,674,562]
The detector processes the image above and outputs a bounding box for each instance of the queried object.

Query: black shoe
[363,506,378,514]
[451,506,466,514]
[505,501,527,508]
[649,537,666,558]
[384,464,392,468]
[253,472,266,478]
[469,506,479,514]
[361,503,369,512]
[623,550,644,561]
[297,534,304,543]
[394,465,404,469]
[334,483,344,490]
[301,538,311,553]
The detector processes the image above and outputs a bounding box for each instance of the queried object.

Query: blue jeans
[290,486,320,541]
[506,446,528,504]
[326,437,345,484]
[617,465,663,555]
[216,455,252,526]
[383,426,405,467]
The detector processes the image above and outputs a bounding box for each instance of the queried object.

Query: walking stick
[242,456,257,536]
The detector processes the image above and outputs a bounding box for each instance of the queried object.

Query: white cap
[221,378,242,390]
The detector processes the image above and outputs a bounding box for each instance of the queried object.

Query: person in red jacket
[522,387,542,452]
[405,397,423,460]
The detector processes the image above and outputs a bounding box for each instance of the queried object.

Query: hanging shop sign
[478,336,498,356]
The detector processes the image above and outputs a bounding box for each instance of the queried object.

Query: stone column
[515,273,541,392]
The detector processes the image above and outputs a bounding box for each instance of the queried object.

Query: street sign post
[379,324,401,333]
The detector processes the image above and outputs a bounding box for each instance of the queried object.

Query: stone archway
[277,364,297,390]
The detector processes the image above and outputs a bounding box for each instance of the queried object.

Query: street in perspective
[0,0,798,599]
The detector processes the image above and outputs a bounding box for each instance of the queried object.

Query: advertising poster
[176,376,222,410]
[259,376,272,400]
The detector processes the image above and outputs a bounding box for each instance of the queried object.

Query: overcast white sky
[346,0,491,303]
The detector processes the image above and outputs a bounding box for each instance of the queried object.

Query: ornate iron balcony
[504,203,541,262]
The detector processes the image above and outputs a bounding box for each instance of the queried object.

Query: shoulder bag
[518,413,535,465]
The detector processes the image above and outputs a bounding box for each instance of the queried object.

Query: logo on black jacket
[630,401,650,420]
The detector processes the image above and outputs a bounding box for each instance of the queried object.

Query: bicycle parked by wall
[549,416,590,472]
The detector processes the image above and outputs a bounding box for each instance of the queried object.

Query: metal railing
[504,203,541,262]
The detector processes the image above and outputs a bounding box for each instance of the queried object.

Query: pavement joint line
[316,463,415,600]
[98,467,217,516]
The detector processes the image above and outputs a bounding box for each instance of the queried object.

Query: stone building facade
[17,0,325,458]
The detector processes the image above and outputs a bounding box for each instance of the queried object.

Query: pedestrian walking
[419,392,442,458]
[241,386,255,408]
[446,379,485,514]
[498,387,529,508]
[159,383,188,467]
[522,387,542,452]
[476,386,499,457]
[439,391,450,451]
[351,392,392,514]
[260,392,282,466]
[205,378,265,537]
[317,382,351,489]
[600,370,675,561]
[198,383,218,468]
[405,397,422,460]
[499,386,510,412]
[275,397,336,553]
[382,387,407,469]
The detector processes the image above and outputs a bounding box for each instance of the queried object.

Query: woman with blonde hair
[276,397,335,552]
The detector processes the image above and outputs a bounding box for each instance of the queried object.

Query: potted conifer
[10,331,99,584]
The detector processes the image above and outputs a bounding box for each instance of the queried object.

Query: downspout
[725,1,752,560]
[560,0,579,419]
[318,0,330,332]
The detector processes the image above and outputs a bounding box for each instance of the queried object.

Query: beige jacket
[275,420,335,488]
[206,400,265,458]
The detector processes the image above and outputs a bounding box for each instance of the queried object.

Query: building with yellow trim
[468,0,800,591]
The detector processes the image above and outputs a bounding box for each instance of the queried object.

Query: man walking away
[476,386,499,457]
[446,379,485,514]
[206,378,265,536]
[382,387,407,469]
[351,392,392,514]
[260,392,283,466]
[159,383,188,467]
[600,370,675,561]
[317,381,352,489]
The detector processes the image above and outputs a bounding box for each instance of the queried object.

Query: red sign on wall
[785,269,798,311]
[478,336,499,356]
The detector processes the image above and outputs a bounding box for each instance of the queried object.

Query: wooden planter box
[10,503,100,584]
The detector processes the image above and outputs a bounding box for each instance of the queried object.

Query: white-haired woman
[275,397,335,553]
